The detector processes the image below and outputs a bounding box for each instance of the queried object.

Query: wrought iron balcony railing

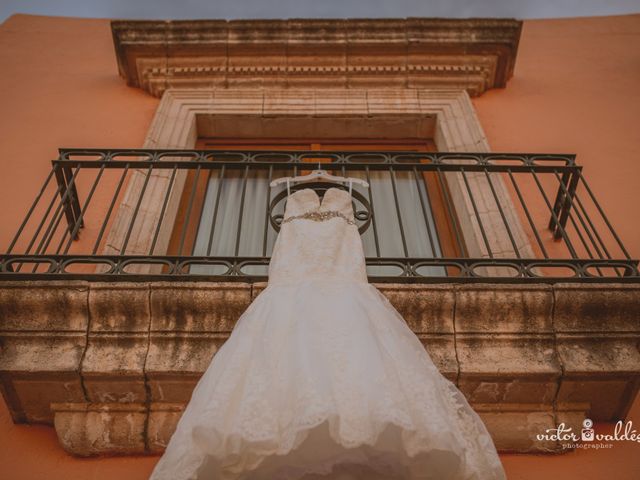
[1,148,638,282]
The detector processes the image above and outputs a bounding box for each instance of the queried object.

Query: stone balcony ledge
[0,280,638,456]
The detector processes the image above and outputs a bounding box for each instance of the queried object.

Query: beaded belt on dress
[282,209,356,225]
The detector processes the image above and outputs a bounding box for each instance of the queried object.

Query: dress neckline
[289,187,349,210]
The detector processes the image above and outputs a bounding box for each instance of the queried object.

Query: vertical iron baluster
[119,165,154,255]
[12,165,67,272]
[234,165,250,257]
[60,163,107,254]
[577,169,630,258]
[570,183,613,259]
[340,163,350,224]
[553,169,618,277]
[149,165,178,255]
[554,171,580,240]
[59,165,81,233]
[33,164,83,256]
[364,166,381,258]
[6,165,57,254]
[389,166,409,258]
[35,202,68,260]
[65,165,83,228]
[177,164,202,256]
[189,167,210,258]
[92,164,130,254]
[206,165,226,256]
[435,169,468,258]
[482,167,521,258]
[262,165,273,257]
[552,170,602,259]
[548,171,570,230]
[530,169,579,258]
[413,167,438,256]
[459,167,493,258]
[506,169,548,259]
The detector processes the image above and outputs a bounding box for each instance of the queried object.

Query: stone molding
[111,18,522,97]
[102,88,535,268]
[1,281,638,455]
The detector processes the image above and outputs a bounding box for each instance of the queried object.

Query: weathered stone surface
[456,333,561,404]
[0,281,89,423]
[556,336,640,374]
[147,403,185,453]
[415,334,458,381]
[455,284,561,415]
[251,282,268,298]
[82,283,151,403]
[145,334,228,402]
[149,282,251,332]
[475,406,559,453]
[376,284,455,334]
[87,282,151,332]
[456,284,554,333]
[456,334,560,376]
[0,281,89,331]
[554,284,640,421]
[2,372,85,424]
[146,283,252,403]
[554,283,640,332]
[82,334,149,403]
[52,402,146,456]
[111,18,522,97]
[555,402,590,439]
[556,375,639,422]
[1,280,638,456]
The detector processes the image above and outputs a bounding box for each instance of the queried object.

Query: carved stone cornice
[111,18,522,97]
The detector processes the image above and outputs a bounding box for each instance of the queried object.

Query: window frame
[100,89,535,275]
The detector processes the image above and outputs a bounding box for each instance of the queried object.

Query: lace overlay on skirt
[150,187,507,480]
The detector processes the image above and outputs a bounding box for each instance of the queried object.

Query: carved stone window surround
[102,88,535,266]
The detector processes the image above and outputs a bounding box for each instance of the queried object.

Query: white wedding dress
[150,186,507,480]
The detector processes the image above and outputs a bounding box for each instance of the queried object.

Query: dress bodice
[268,187,368,285]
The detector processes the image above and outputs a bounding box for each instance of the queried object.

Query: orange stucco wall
[473,15,640,475]
[473,14,640,264]
[0,14,158,258]
[0,12,639,480]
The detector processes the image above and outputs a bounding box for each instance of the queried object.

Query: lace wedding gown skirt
[150,187,507,480]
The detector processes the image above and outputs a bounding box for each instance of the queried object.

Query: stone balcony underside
[0,281,638,456]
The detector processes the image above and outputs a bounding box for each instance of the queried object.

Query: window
[165,138,454,277]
